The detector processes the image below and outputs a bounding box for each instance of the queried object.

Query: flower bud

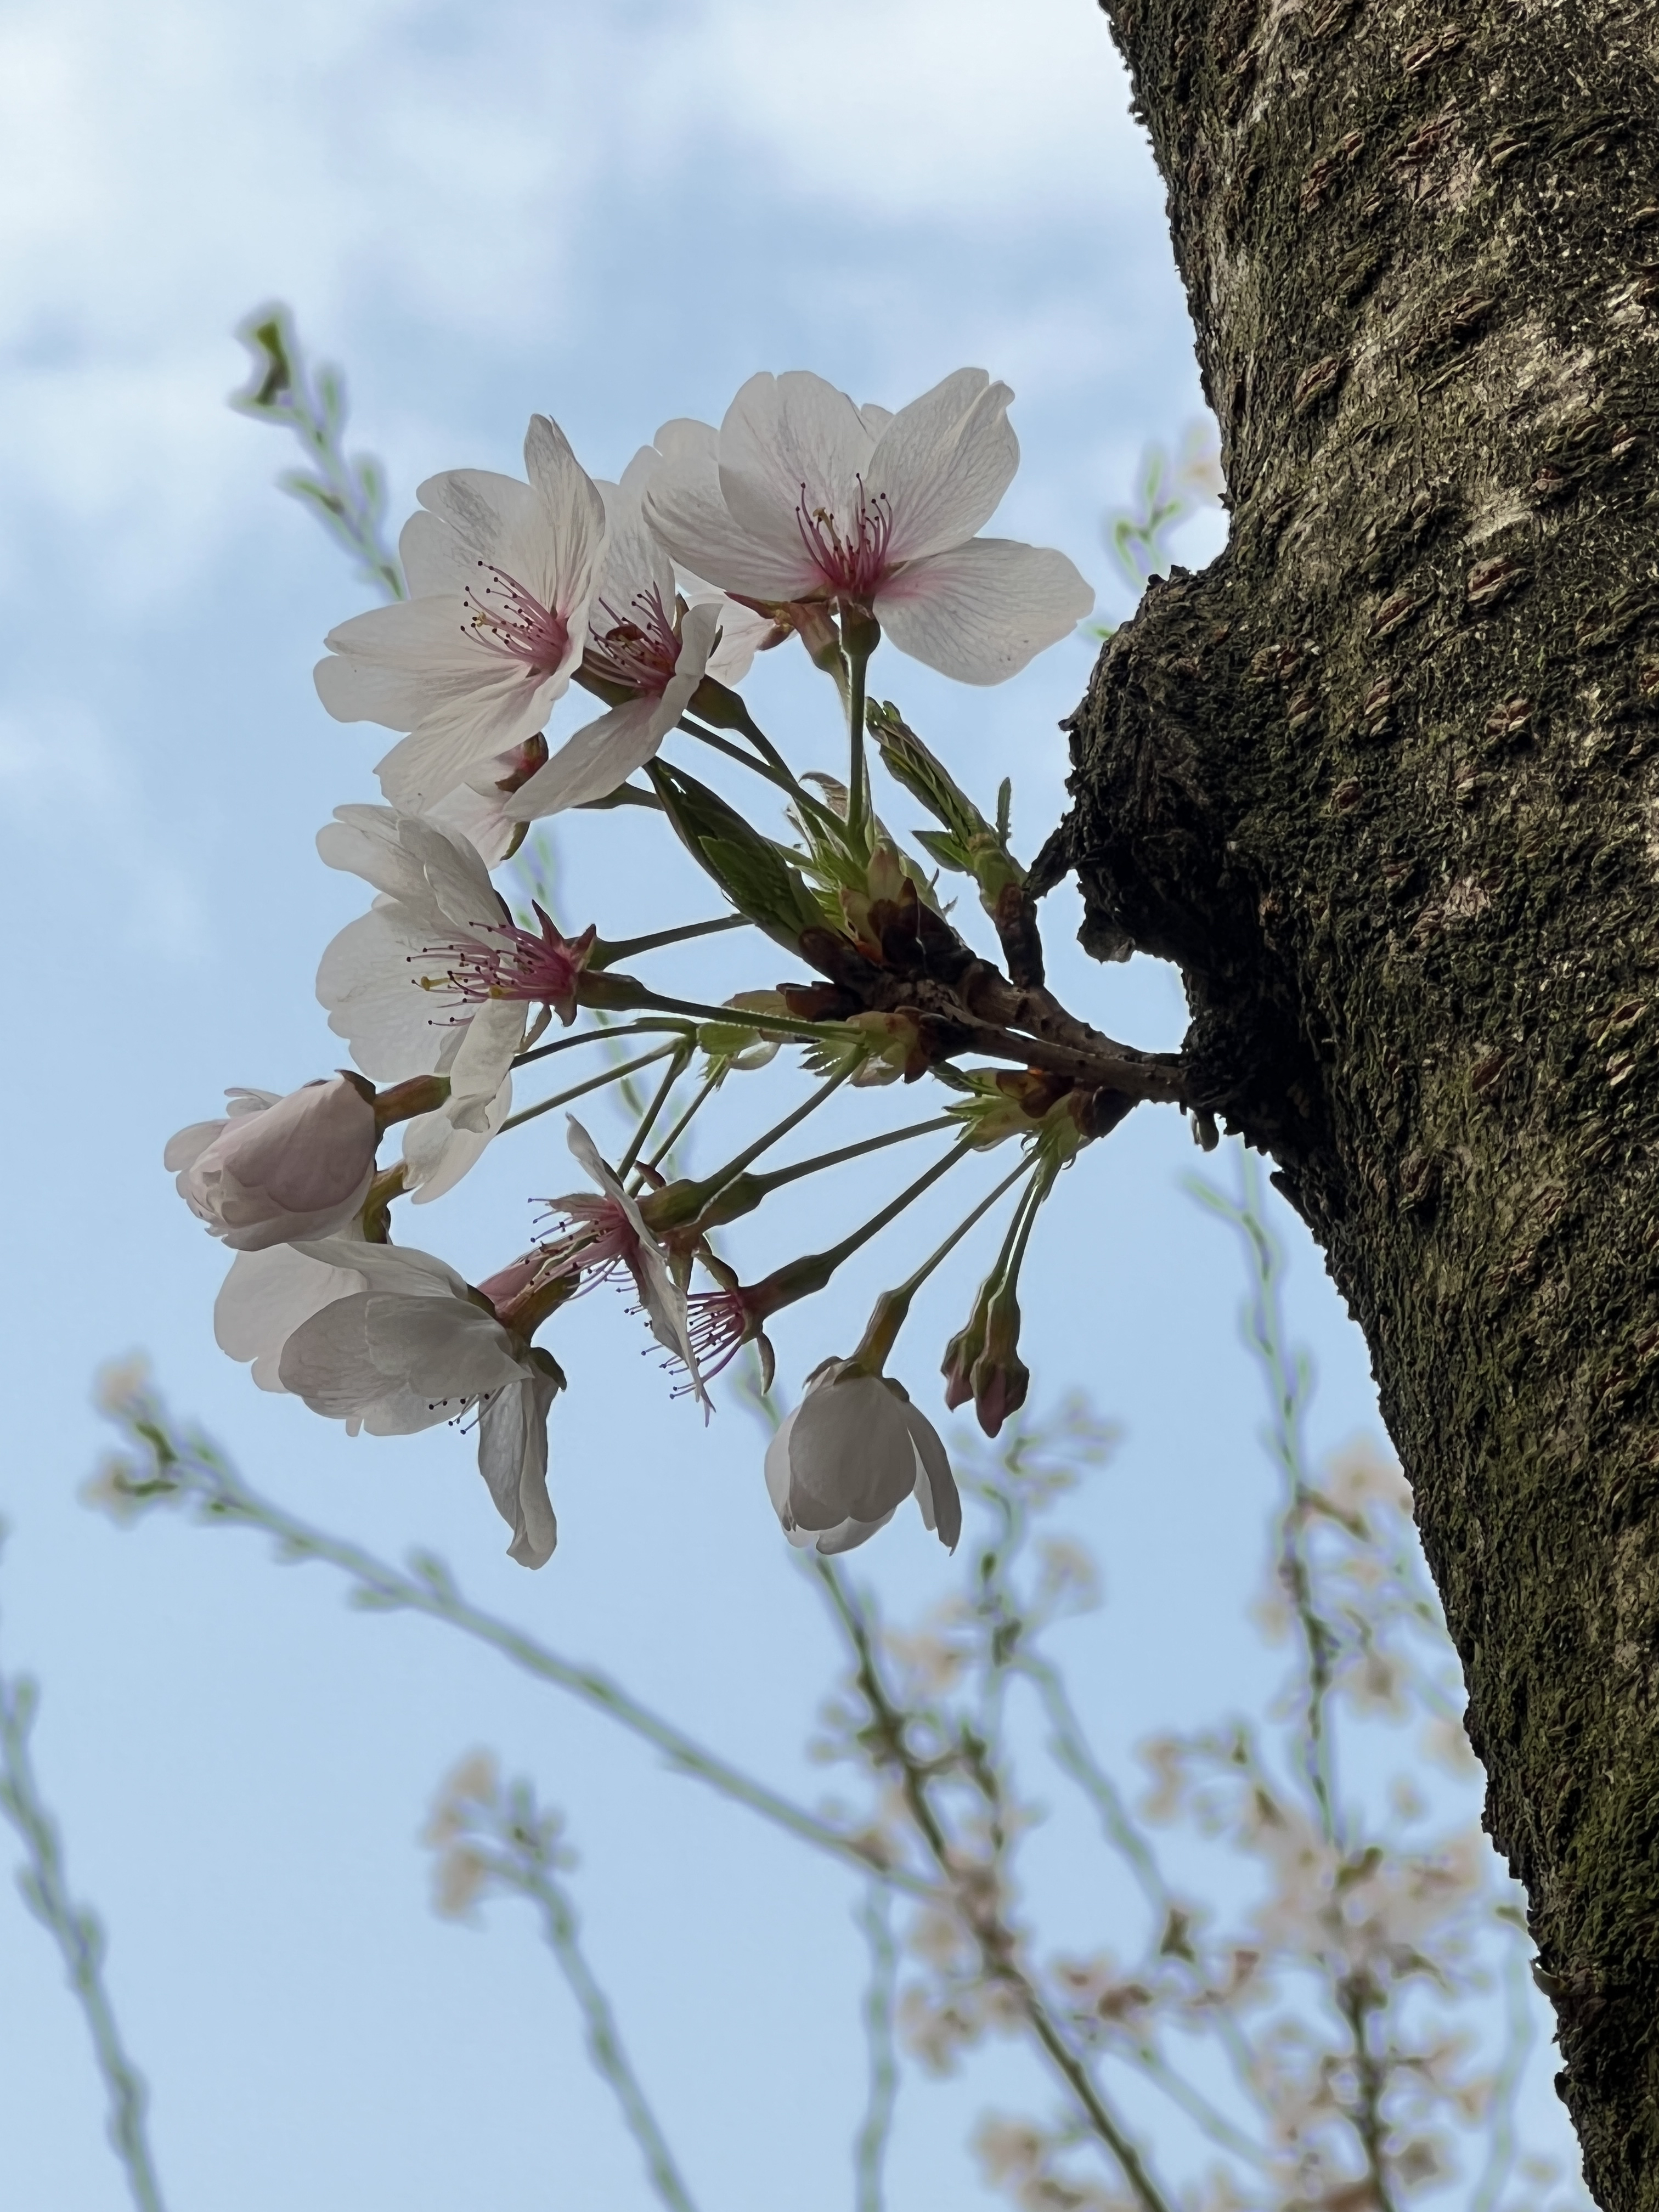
[969,1283,1029,1438]
[764,1359,961,1555]
[166,1076,379,1251]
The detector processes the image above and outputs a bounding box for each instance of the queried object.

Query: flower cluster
[182,348,1188,1565]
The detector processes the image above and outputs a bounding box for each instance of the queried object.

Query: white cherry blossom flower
[166,1076,379,1251]
[764,1358,962,1555]
[278,1240,561,1568]
[316,804,592,1191]
[507,447,734,821]
[645,370,1094,685]
[314,415,606,814]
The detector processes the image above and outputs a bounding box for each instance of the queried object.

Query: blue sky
[0,2,1577,2207]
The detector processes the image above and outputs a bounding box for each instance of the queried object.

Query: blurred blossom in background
[0,2,1582,2208]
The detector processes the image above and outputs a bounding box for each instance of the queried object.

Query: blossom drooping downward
[645,370,1094,684]
[314,415,606,814]
[276,1240,561,1567]
[765,1359,962,1555]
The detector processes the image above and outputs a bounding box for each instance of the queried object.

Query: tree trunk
[1052,1,1659,2198]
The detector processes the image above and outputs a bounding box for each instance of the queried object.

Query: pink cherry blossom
[645,370,1093,685]
[166,1076,379,1252]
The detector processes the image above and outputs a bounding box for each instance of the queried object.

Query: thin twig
[853,1884,901,2212]
[0,1536,167,2212]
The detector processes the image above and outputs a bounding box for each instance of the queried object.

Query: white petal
[163,1119,225,1172]
[415,466,543,563]
[763,1406,801,1527]
[315,597,498,731]
[902,1401,962,1551]
[867,370,1018,564]
[594,448,678,618]
[718,371,874,567]
[398,813,504,933]
[374,672,568,814]
[404,1073,512,1203]
[317,906,454,1081]
[446,998,527,1131]
[292,1239,471,1300]
[427,770,526,868]
[316,804,432,903]
[398,507,479,598]
[477,1370,560,1568]
[215,1241,366,1392]
[812,1508,898,1555]
[876,538,1095,685]
[520,415,609,618]
[786,1369,915,1530]
[646,411,818,602]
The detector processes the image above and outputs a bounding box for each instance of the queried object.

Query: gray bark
[1047,1,1659,2200]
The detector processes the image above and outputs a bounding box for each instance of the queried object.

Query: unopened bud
[969,1283,1029,1438]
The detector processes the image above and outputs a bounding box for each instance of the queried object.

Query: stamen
[464,562,571,680]
[582,585,682,696]
[413,908,593,1021]
[677,1288,749,1381]
[794,474,895,600]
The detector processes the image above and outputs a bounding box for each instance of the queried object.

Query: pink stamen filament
[678,1288,749,1380]
[795,475,895,600]
[582,585,682,697]
[414,904,588,1013]
[464,562,571,680]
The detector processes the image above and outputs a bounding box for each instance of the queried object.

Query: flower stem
[616,1046,693,1180]
[642,1068,725,1177]
[744,1114,956,1198]
[745,1139,976,1322]
[851,1152,1036,1374]
[499,1044,680,1135]
[514,1019,695,1073]
[844,638,873,851]
[677,716,844,837]
[695,1062,856,1200]
[589,915,748,969]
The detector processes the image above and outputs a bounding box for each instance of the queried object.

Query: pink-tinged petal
[477,1369,560,1567]
[315,597,495,730]
[876,538,1094,685]
[867,370,1018,564]
[718,371,875,566]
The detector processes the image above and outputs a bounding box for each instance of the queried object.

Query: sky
[0,2,1580,2207]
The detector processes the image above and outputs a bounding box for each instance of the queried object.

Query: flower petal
[876,537,1094,685]
[645,411,820,602]
[718,371,874,567]
[902,1401,963,1551]
[403,1071,513,1203]
[867,370,1018,564]
[477,1368,560,1567]
[215,1239,367,1391]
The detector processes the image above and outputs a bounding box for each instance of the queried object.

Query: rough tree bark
[1044,1,1659,2201]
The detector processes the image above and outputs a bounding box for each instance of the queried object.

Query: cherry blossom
[506,447,753,821]
[764,1358,962,1555]
[547,1118,708,1409]
[316,804,591,1192]
[645,370,1093,684]
[278,1240,562,1567]
[314,415,606,814]
[166,1076,379,1251]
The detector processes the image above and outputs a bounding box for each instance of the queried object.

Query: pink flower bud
[166,1076,379,1251]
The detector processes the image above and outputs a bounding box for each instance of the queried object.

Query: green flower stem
[692,1062,856,1200]
[745,1138,977,1323]
[851,1152,1036,1374]
[676,716,843,837]
[642,1069,725,1178]
[745,1114,956,1198]
[843,638,873,851]
[616,1046,693,1180]
[599,987,866,1045]
[589,915,748,970]
[499,1044,680,1136]
[513,1019,696,1073]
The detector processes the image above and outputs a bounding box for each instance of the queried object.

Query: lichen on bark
[1045,0,1659,2200]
